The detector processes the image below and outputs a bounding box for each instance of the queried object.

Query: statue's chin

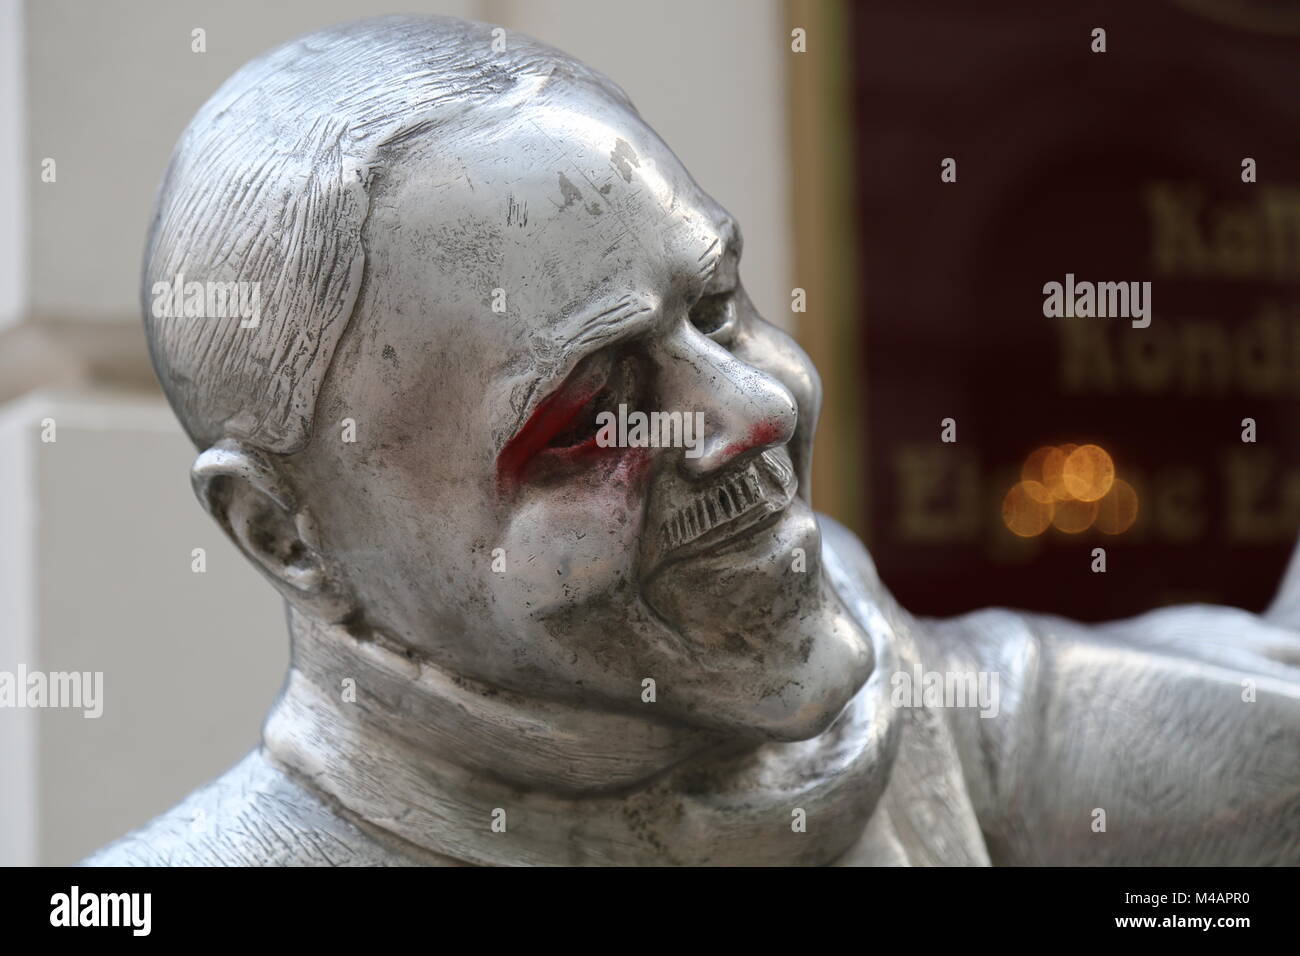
[743,590,876,742]
[641,503,875,741]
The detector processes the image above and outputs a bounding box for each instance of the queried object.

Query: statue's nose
[656,326,798,477]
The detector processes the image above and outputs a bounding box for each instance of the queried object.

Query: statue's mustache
[651,447,797,569]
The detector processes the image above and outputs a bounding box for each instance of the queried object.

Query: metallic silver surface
[85,15,1299,866]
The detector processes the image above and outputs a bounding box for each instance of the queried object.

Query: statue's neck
[276,608,719,793]
[262,607,900,866]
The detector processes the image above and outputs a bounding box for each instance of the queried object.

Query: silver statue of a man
[87,15,1300,866]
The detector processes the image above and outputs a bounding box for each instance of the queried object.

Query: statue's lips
[649,448,798,574]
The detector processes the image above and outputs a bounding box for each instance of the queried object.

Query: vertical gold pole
[785,0,866,539]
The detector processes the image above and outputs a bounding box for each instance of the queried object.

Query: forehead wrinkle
[493,292,657,454]
[696,237,722,285]
[568,292,656,353]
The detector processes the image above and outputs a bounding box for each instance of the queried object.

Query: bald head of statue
[143,14,874,744]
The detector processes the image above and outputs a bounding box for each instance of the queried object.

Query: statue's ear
[191,439,353,621]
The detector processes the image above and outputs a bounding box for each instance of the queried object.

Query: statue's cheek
[489,483,646,618]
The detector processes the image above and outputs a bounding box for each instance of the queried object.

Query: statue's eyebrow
[563,292,658,362]
[695,221,742,294]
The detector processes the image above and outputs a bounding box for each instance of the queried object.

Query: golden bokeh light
[1002,481,1055,537]
[1062,444,1115,502]
[1040,442,1078,501]
[1051,495,1099,533]
[1004,441,1138,538]
[1019,447,1057,503]
[1095,478,1139,534]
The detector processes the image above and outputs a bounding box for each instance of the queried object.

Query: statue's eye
[689,292,736,338]
[543,356,636,450]
[546,387,611,448]
[496,354,639,488]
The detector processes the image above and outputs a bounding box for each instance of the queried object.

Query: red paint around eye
[496,378,605,492]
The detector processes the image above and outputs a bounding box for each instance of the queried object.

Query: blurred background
[802,0,1300,619]
[1,0,1297,864]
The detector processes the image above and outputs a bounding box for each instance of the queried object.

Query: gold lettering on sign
[1152,466,1204,542]
[1222,448,1300,544]
[1146,183,1300,280]
[892,452,1300,547]
[894,446,980,542]
[1058,305,1300,397]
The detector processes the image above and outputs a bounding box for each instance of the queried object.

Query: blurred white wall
[0,0,792,864]
[0,0,25,330]
[0,390,288,866]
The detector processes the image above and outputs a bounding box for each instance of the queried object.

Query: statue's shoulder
[81,749,457,867]
[1091,602,1300,677]
[955,603,1300,864]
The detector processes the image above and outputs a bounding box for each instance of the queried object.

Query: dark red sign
[848,0,1300,619]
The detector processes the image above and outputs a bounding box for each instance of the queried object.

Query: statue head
[144,15,873,743]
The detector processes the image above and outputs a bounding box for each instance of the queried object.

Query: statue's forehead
[383,86,724,265]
